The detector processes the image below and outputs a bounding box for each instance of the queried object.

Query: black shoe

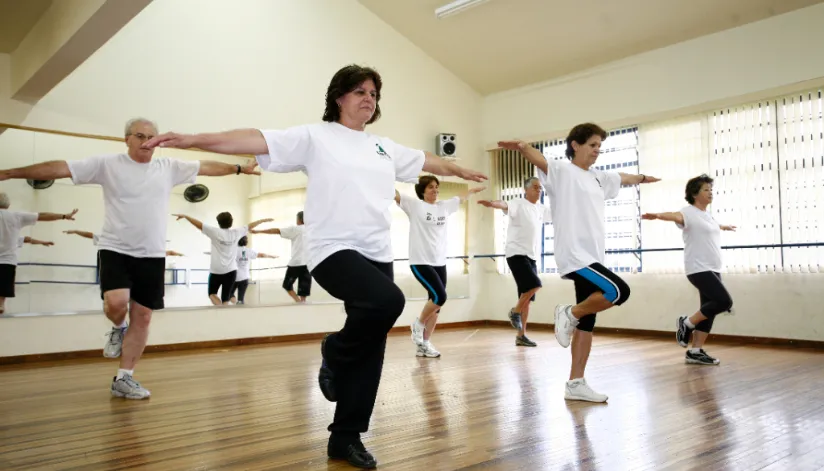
[515,335,537,347]
[329,443,378,469]
[685,349,720,365]
[508,310,523,330]
[319,334,336,402]
[676,316,693,348]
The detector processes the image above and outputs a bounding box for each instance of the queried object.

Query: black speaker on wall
[183,184,209,203]
[436,133,457,158]
[26,179,54,190]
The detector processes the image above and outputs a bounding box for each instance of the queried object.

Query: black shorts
[564,263,631,332]
[0,264,17,298]
[98,250,166,310]
[410,265,448,306]
[283,265,312,297]
[506,255,541,302]
[208,270,237,302]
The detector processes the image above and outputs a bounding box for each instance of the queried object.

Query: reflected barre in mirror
[0,124,475,317]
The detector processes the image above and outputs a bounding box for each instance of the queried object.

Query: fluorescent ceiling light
[435,0,491,19]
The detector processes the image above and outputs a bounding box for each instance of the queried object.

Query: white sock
[684,317,695,329]
[116,368,134,379]
[568,377,583,384]
[689,347,701,354]
[116,320,127,329]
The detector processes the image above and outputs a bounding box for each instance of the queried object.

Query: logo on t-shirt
[375,143,391,160]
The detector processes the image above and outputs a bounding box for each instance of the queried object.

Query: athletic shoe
[515,335,537,347]
[411,318,425,346]
[416,341,441,358]
[565,378,608,403]
[676,315,693,348]
[508,309,522,330]
[686,349,720,365]
[103,326,127,359]
[110,374,150,399]
[554,304,577,348]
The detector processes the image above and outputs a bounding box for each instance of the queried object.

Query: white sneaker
[411,318,425,346]
[565,378,608,403]
[103,326,127,358]
[554,304,577,348]
[416,341,441,358]
[111,374,151,400]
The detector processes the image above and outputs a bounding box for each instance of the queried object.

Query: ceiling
[0,0,51,53]
[358,0,824,95]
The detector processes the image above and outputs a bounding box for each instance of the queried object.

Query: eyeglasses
[128,133,155,141]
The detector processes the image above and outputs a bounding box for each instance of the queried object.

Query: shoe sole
[111,390,150,400]
[554,307,571,348]
[103,351,122,359]
[327,455,378,470]
[564,393,608,403]
[508,313,522,330]
[685,358,720,365]
[416,352,441,358]
[676,317,689,348]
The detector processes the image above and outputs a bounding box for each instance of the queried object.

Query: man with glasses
[0,117,260,400]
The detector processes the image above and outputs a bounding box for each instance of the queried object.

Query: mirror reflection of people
[0,192,75,315]
[174,212,272,306]
[230,235,277,305]
[396,177,484,357]
[0,117,261,401]
[249,211,310,303]
[643,174,735,366]
[142,64,487,470]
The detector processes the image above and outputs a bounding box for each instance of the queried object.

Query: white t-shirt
[677,205,723,275]
[538,158,621,276]
[504,198,553,262]
[279,225,307,267]
[398,193,460,266]
[256,122,426,271]
[0,210,38,265]
[236,247,259,282]
[68,154,200,258]
[202,224,248,274]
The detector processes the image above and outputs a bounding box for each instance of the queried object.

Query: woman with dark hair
[499,123,659,403]
[143,64,486,468]
[395,175,483,358]
[642,174,736,365]
[229,235,277,305]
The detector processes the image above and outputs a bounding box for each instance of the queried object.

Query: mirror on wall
[0,126,473,316]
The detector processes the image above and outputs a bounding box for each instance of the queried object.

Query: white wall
[482,2,824,146]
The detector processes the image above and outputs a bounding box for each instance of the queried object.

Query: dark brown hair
[216,211,233,229]
[415,175,440,200]
[322,65,382,125]
[685,174,714,204]
[296,211,304,224]
[565,123,607,159]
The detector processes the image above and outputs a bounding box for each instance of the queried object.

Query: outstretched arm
[166,250,185,257]
[173,214,203,231]
[198,159,260,176]
[477,199,509,213]
[642,211,684,226]
[394,190,401,205]
[422,152,487,182]
[620,173,660,186]
[0,161,72,181]
[250,228,281,235]
[247,218,274,231]
[38,209,78,222]
[498,140,548,174]
[257,253,278,259]
[24,237,54,246]
[142,129,268,156]
[459,186,485,203]
[719,224,737,231]
[63,229,94,239]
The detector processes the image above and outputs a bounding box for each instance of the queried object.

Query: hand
[63,209,79,220]
[641,213,659,220]
[477,200,496,208]
[240,160,260,176]
[172,214,186,221]
[142,132,197,150]
[63,230,75,234]
[721,225,737,231]
[456,166,488,183]
[42,241,55,247]
[260,218,274,223]
[249,229,260,234]
[468,186,486,195]
[641,175,661,183]
[497,140,527,151]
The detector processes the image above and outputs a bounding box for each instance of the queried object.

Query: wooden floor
[2,327,824,471]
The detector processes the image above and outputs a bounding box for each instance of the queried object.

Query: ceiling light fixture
[434,0,491,19]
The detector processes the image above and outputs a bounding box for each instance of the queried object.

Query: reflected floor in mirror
[1,327,824,470]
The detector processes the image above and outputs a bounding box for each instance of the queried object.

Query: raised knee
[722,298,733,313]
[105,300,128,317]
[382,286,406,316]
[438,290,448,306]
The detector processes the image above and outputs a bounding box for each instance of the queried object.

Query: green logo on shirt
[376,143,391,159]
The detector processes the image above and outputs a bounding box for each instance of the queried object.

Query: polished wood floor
[2,327,824,470]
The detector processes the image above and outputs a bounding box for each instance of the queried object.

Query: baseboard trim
[2,320,821,366]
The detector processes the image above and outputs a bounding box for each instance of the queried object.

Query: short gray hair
[124,117,158,137]
[524,176,540,190]
[0,192,9,209]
